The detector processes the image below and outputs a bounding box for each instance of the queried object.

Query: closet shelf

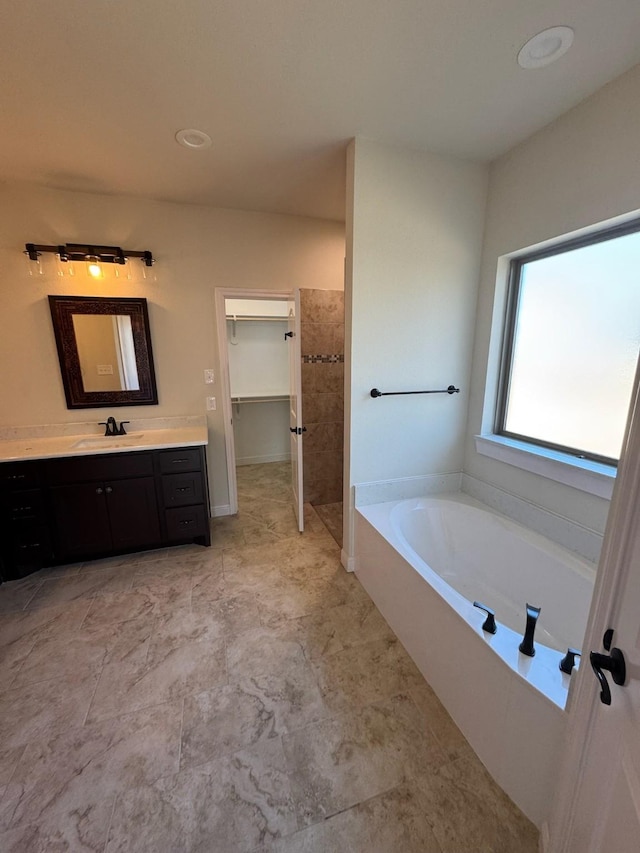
[226,315,288,322]
[231,393,289,404]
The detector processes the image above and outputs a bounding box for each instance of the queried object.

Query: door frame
[214,287,293,516]
[548,361,640,851]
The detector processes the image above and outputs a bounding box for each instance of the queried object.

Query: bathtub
[355,493,596,828]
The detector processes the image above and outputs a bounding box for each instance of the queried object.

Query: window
[497,222,640,466]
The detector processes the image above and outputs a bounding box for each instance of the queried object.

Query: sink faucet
[99,417,129,437]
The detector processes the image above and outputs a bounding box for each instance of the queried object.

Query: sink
[72,434,145,449]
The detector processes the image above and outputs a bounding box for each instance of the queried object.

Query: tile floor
[313,502,343,547]
[0,462,538,852]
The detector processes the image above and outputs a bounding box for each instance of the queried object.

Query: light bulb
[86,256,104,279]
[56,253,74,277]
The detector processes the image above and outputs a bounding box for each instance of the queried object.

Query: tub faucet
[519,603,541,657]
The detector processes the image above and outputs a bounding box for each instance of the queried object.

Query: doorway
[215,288,301,542]
[215,286,346,548]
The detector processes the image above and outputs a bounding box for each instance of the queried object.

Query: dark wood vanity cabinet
[0,461,53,578]
[45,452,163,562]
[157,447,210,544]
[0,445,210,580]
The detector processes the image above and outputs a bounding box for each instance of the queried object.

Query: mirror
[48,295,158,408]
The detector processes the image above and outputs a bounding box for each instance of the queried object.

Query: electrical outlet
[204,369,215,384]
[206,396,216,411]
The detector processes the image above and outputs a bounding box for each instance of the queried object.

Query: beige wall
[0,182,344,511]
[465,63,640,535]
[345,138,489,560]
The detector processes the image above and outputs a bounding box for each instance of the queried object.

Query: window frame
[495,218,640,467]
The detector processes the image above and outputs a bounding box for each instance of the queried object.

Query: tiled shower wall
[300,288,344,505]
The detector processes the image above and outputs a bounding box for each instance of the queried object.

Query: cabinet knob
[96,487,104,495]
[105,486,113,494]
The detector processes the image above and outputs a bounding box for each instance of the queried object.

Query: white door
[287,291,304,532]
[549,366,640,853]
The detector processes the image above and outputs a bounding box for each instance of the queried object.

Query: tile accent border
[302,354,344,364]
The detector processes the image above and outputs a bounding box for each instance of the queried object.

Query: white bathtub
[355,493,596,828]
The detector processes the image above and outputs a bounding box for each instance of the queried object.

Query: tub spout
[519,603,541,657]
[473,601,497,634]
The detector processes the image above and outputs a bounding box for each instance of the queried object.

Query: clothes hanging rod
[370,385,460,398]
[226,315,287,322]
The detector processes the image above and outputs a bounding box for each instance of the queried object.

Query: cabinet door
[50,483,111,560]
[106,477,161,551]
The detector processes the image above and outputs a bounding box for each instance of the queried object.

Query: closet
[225,298,290,466]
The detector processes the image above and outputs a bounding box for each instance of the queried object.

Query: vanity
[0,422,210,580]
[0,293,212,580]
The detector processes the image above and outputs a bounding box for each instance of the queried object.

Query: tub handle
[559,648,582,675]
[473,601,497,634]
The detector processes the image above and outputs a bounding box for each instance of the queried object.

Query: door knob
[589,647,626,706]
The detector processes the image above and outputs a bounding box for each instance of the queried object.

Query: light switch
[206,396,216,411]
[97,364,114,375]
[204,369,215,384]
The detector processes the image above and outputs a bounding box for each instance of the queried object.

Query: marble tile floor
[0,464,539,852]
[313,502,343,548]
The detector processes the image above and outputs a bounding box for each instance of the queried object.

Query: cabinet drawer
[1,489,45,522]
[0,462,40,492]
[165,506,208,540]
[10,525,52,568]
[45,452,154,485]
[158,448,202,474]
[162,473,204,507]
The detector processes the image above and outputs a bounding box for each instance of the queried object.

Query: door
[549,367,640,852]
[50,483,112,559]
[287,291,304,532]
[106,476,161,551]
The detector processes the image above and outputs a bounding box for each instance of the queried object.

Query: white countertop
[0,417,208,463]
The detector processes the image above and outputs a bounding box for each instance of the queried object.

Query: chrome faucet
[99,417,129,437]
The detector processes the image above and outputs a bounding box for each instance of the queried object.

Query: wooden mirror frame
[48,295,158,409]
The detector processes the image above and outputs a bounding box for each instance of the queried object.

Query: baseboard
[236,453,291,466]
[211,503,232,518]
[341,549,357,572]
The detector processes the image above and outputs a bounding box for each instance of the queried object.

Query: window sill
[474,434,615,500]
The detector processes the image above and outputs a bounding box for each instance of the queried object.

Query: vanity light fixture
[25,243,155,278]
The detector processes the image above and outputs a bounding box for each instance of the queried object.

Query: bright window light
[498,224,640,464]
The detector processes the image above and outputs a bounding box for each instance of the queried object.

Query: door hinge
[289,426,306,435]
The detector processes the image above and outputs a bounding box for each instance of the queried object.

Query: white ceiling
[2,0,640,221]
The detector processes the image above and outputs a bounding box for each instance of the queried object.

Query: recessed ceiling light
[517,26,574,69]
[175,128,212,150]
